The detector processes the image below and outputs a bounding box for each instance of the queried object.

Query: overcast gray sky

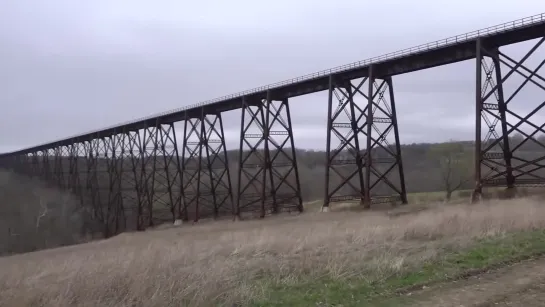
[1,0,545,153]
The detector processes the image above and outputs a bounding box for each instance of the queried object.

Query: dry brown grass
[1,198,545,306]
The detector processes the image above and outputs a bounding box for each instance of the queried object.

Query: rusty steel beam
[323,70,407,209]
[156,123,184,222]
[105,133,125,235]
[236,96,268,217]
[181,109,234,222]
[119,131,141,230]
[474,35,545,198]
[236,94,302,218]
[181,115,204,222]
[264,95,303,214]
[200,111,235,218]
[366,68,407,206]
[323,74,366,207]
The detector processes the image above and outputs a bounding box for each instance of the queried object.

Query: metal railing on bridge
[5,13,545,152]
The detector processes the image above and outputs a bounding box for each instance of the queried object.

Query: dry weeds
[1,198,545,306]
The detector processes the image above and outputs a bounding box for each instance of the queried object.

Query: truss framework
[236,94,303,218]
[181,111,234,222]
[474,36,545,197]
[323,72,407,209]
[2,28,545,236]
[0,122,188,236]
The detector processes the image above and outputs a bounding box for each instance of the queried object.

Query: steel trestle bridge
[1,13,545,236]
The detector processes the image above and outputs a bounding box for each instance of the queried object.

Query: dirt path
[399,257,545,307]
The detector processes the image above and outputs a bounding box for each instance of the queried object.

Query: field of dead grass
[1,198,545,306]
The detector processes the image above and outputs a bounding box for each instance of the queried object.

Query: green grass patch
[252,229,545,307]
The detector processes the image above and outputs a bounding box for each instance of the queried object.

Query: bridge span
[1,13,545,236]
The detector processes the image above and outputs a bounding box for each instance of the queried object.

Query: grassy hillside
[2,198,545,306]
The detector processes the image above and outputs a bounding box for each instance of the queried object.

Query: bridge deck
[3,13,545,155]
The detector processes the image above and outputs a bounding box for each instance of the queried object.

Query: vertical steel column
[77,143,90,208]
[160,124,177,221]
[181,112,210,222]
[365,66,374,208]
[37,151,44,178]
[217,112,235,217]
[323,75,334,209]
[137,126,150,227]
[200,111,234,218]
[157,122,183,223]
[346,84,366,207]
[135,121,184,226]
[85,139,102,224]
[53,146,65,190]
[264,92,274,213]
[93,137,108,232]
[105,132,125,235]
[139,123,160,227]
[170,126,185,220]
[317,67,409,208]
[130,131,147,230]
[236,97,247,217]
[477,36,545,189]
[283,99,304,212]
[492,54,515,189]
[128,124,160,229]
[102,136,114,236]
[323,75,369,208]
[201,109,218,218]
[49,148,58,185]
[387,77,408,204]
[67,142,80,205]
[72,141,86,207]
[264,95,303,213]
[195,115,204,222]
[259,100,267,218]
[115,133,126,233]
[42,149,53,185]
[67,143,77,193]
[180,114,191,221]
[121,131,138,229]
[473,38,483,200]
[236,97,268,218]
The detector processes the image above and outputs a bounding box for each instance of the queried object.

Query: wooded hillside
[1,135,543,255]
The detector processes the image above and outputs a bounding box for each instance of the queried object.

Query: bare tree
[428,142,472,201]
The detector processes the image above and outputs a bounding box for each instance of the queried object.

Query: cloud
[1,0,545,153]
